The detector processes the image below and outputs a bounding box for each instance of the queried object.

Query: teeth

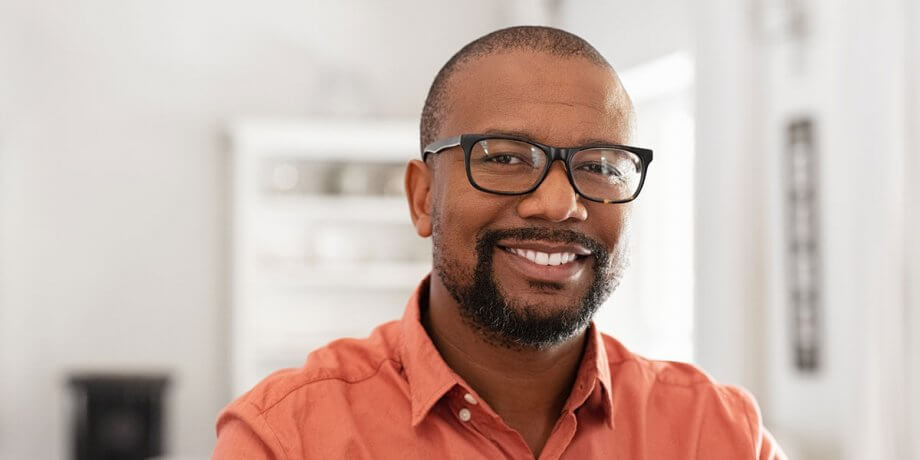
[509,248,578,266]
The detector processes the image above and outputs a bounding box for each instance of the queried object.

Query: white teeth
[509,248,577,266]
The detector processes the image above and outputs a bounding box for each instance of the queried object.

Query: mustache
[475,227,608,259]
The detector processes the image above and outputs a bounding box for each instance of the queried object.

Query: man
[214,26,785,459]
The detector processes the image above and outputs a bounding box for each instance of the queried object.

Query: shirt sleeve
[213,401,289,460]
[724,385,788,460]
[757,426,786,460]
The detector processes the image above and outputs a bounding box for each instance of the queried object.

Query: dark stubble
[433,225,622,350]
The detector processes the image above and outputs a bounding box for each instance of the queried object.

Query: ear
[405,159,433,237]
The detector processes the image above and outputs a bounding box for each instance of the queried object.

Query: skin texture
[405,50,634,456]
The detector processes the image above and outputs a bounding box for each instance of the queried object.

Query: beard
[432,223,626,350]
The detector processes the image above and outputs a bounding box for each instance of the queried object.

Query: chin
[500,282,598,320]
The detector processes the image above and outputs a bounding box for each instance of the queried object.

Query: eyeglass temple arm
[421,136,462,160]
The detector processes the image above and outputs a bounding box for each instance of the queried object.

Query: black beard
[433,226,619,350]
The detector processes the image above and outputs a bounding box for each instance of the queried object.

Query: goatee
[433,226,622,350]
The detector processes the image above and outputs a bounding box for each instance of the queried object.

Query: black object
[785,118,822,372]
[422,133,653,204]
[68,373,170,460]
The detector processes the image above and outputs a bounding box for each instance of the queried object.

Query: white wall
[693,0,767,395]
[695,0,919,458]
[0,2,693,458]
[908,1,920,455]
[558,0,691,69]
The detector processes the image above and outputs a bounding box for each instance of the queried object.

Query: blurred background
[0,0,916,459]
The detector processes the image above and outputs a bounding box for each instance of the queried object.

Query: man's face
[429,50,634,348]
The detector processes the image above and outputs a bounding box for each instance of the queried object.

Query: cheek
[591,205,633,258]
[437,159,507,222]
[435,193,505,248]
[431,165,505,257]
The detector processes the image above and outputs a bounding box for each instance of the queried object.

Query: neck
[424,273,589,455]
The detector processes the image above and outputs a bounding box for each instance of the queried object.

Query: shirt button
[463,393,477,405]
[458,408,472,422]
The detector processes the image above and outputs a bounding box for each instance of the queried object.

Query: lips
[504,247,578,266]
[495,240,592,283]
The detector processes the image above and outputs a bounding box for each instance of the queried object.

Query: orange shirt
[214,279,785,459]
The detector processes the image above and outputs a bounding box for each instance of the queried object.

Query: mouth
[495,240,592,283]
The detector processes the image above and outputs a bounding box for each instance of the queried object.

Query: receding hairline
[419,26,633,153]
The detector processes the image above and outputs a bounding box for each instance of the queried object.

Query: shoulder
[600,333,764,449]
[215,320,412,458]
[602,333,754,394]
[223,319,404,417]
[601,333,716,387]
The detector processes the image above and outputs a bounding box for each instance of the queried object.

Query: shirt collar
[564,323,615,428]
[399,277,464,426]
[398,276,615,427]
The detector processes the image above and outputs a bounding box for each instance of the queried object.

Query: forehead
[440,51,632,146]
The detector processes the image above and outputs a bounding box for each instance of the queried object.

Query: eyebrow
[480,129,621,146]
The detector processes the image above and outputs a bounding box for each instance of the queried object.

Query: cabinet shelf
[231,118,424,396]
[260,195,411,223]
[254,262,431,290]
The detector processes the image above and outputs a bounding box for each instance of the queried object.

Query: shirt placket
[538,409,579,460]
[541,377,606,460]
[446,386,535,459]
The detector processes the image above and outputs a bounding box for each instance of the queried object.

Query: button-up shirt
[214,279,785,459]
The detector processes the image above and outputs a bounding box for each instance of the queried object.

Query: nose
[516,162,588,222]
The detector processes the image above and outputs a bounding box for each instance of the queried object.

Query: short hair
[419,26,614,153]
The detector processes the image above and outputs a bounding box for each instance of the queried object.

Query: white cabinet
[228,119,429,395]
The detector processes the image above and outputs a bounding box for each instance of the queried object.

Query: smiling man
[214,26,785,459]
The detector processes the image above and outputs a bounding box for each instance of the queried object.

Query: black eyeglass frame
[422,133,654,204]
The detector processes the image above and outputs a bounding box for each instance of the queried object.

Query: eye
[578,162,623,177]
[484,154,525,165]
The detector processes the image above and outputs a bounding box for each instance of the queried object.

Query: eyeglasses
[422,134,653,203]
